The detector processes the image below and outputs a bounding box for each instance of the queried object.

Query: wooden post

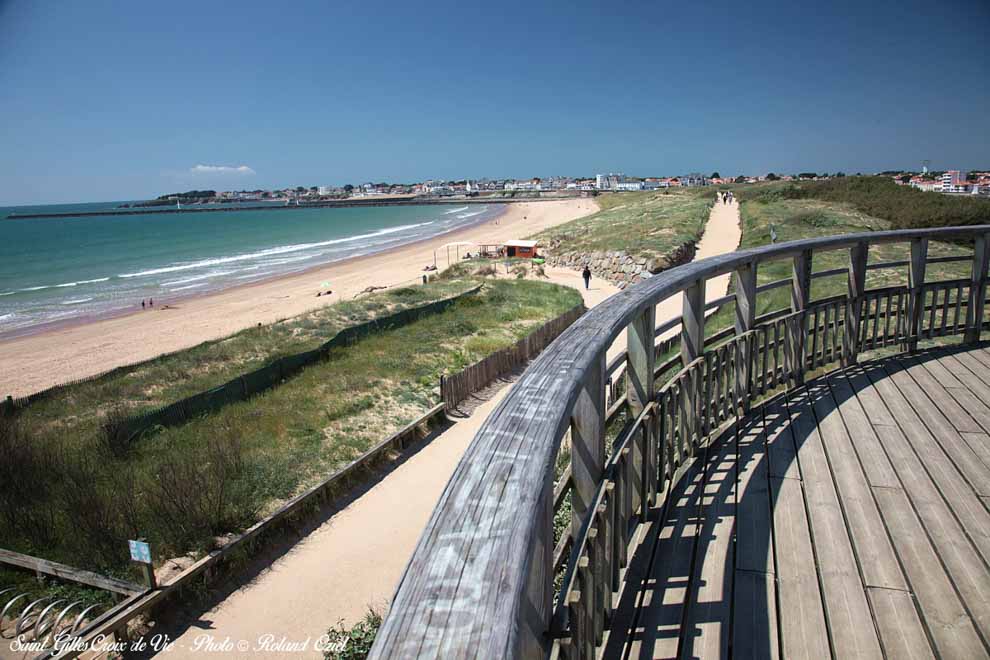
[965,233,989,344]
[907,238,928,351]
[570,352,605,539]
[734,263,757,412]
[682,280,705,447]
[626,304,656,508]
[789,250,812,385]
[843,242,869,365]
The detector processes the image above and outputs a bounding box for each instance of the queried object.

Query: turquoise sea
[0,202,501,337]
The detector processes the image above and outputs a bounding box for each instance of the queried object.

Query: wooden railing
[369,225,990,659]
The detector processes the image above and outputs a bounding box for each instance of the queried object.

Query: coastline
[0,198,598,397]
[0,202,506,343]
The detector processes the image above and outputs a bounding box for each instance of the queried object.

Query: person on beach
[141,300,145,309]
[582,265,592,289]
[149,298,153,307]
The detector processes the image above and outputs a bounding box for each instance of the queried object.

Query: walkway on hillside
[158,200,741,658]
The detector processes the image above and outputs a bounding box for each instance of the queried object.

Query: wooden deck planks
[622,345,990,660]
[825,370,899,488]
[763,397,800,480]
[626,458,707,658]
[734,414,774,575]
[679,426,737,659]
[768,475,830,659]
[732,570,780,660]
[870,425,990,646]
[900,355,983,434]
[861,363,990,566]
[804,378,906,590]
[872,486,987,657]
[784,389,883,659]
[864,587,935,660]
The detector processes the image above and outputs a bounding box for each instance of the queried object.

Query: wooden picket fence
[441,304,585,409]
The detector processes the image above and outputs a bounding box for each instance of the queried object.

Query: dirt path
[156,200,741,658]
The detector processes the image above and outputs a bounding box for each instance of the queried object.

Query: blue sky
[1,0,987,205]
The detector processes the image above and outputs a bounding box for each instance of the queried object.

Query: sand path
[0,199,598,398]
[156,200,740,658]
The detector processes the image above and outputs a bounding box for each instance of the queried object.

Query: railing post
[682,279,705,447]
[571,351,605,540]
[626,304,656,509]
[789,250,812,385]
[907,238,928,351]
[843,241,869,366]
[965,233,989,344]
[734,262,757,412]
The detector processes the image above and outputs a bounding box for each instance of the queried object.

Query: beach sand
[0,199,597,397]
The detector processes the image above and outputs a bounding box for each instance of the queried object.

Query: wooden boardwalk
[609,343,990,659]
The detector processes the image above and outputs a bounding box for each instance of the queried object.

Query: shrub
[323,609,382,659]
[790,209,836,228]
[474,265,497,278]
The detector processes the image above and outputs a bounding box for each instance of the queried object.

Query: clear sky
[1,0,987,205]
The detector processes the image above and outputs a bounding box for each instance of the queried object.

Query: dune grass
[529,188,713,262]
[702,192,971,337]
[14,281,477,447]
[1,278,581,576]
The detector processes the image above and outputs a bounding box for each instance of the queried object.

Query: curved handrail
[370,224,990,659]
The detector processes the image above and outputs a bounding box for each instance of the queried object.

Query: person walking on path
[582,265,592,289]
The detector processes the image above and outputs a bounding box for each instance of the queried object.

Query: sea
[0,201,502,338]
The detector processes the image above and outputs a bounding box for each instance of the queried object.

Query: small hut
[504,240,538,259]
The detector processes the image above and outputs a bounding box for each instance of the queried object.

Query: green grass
[740,175,990,230]
[702,192,971,338]
[323,609,383,659]
[15,281,477,450]
[530,189,714,265]
[1,278,581,576]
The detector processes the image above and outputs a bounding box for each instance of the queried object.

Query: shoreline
[0,198,598,397]
[0,203,506,343]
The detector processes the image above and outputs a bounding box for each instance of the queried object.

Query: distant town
[133,168,990,208]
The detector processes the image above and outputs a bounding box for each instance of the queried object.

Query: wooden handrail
[370,224,990,660]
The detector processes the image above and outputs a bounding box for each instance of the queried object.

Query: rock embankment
[543,240,697,289]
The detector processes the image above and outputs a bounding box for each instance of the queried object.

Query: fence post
[789,250,812,385]
[626,304,656,509]
[734,262,757,412]
[681,279,705,448]
[843,241,869,366]
[907,238,928,351]
[570,351,605,540]
[965,233,989,344]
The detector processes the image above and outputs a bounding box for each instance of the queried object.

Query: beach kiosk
[504,239,538,259]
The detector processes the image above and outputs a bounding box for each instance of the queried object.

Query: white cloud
[189,164,256,176]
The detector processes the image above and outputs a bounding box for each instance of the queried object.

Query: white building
[615,181,643,191]
[941,170,969,193]
[318,186,332,196]
[680,173,708,187]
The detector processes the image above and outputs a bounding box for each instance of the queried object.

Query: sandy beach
[0,198,597,397]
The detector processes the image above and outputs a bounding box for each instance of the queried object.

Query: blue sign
[129,539,152,564]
